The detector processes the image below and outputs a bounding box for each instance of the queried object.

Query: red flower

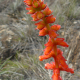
[45,38,53,46]
[24,0,32,6]
[39,53,52,61]
[39,28,48,36]
[45,15,56,23]
[45,62,55,70]
[51,24,61,31]
[49,30,58,38]
[35,21,45,30]
[32,0,39,8]
[32,12,44,21]
[44,38,54,55]
[52,69,60,80]
[55,38,69,47]
[59,65,74,73]
[56,49,66,61]
[26,7,36,14]
[24,0,74,80]
[39,1,47,10]
[44,46,53,55]
[43,7,52,16]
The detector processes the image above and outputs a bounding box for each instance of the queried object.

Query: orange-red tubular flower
[44,46,53,55]
[35,21,45,30]
[55,38,69,47]
[45,15,56,23]
[39,1,47,10]
[52,69,60,80]
[59,65,74,73]
[32,12,44,21]
[51,24,61,31]
[24,0,32,6]
[24,0,74,80]
[43,39,54,55]
[39,53,52,61]
[56,49,66,61]
[45,62,74,74]
[43,6,53,16]
[39,28,48,36]
[26,7,36,14]
[39,50,55,61]
[49,30,58,38]
[45,62,55,70]
[32,0,39,8]
[45,38,53,46]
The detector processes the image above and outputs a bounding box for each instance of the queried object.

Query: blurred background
[0,0,80,80]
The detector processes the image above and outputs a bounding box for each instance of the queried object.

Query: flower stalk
[24,0,74,80]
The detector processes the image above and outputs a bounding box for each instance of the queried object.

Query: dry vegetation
[0,0,80,80]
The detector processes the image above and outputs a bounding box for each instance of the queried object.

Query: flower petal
[44,46,52,55]
[45,15,56,23]
[51,24,61,31]
[39,53,52,61]
[39,28,48,36]
[56,38,69,47]
[43,7,52,16]
[45,62,55,70]
[45,38,53,47]
[32,0,39,8]
[35,21,45,30]
[49,30,58,38]
[52,69,60,80]
[26,7,36,14]
[40,1,46,10]
[24,0,32,6]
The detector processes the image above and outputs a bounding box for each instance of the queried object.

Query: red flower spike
[56,38,69,47]
[43,7,53,16]
[51,24,61,31]
[39,28,48,36]
[24,0,74,80]
[24,0,32,6]
[45,15,56,23]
